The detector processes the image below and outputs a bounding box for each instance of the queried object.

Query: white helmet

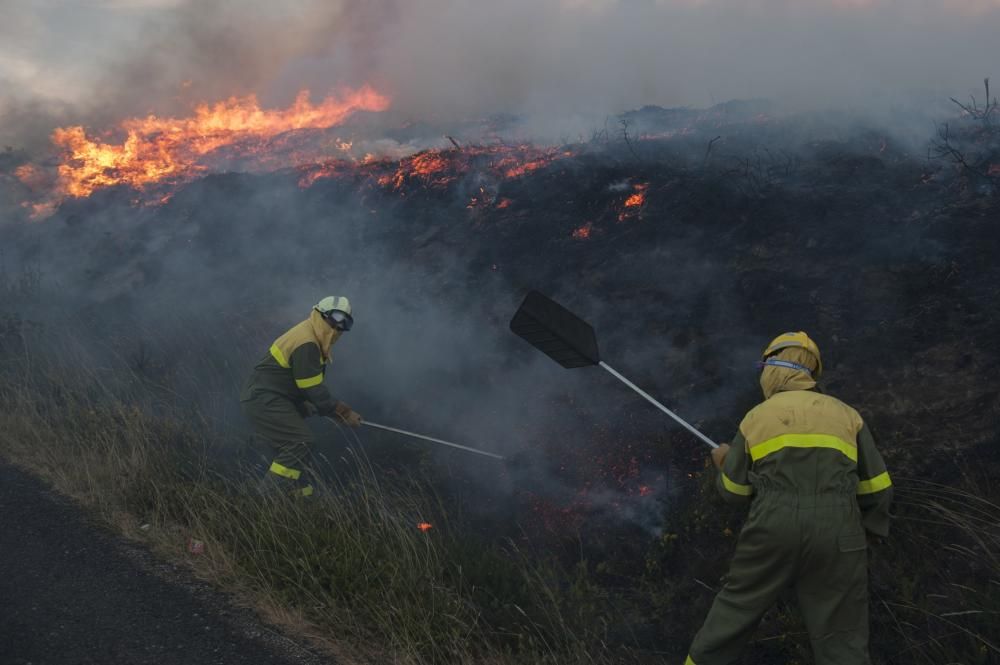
[314,296,353,331]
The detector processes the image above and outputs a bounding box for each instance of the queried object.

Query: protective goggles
[756,358,813,376]
[323,309,354,331]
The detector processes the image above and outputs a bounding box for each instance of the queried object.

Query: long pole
[326,417,505,460]
[598,361,718,449]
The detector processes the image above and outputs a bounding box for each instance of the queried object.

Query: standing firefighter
[240,296,362,496]
[685,332,892,665]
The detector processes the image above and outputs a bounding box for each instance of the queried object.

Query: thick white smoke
[2,0,1000,147]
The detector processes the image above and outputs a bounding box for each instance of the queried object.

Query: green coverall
[240,309,351,495]
[685,360,892,665]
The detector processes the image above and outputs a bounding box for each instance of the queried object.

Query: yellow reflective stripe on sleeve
[685,656,697,665]
[857,471,892,495]
[750,433,858,463]
[298,485,314,497]
[722,473,753,496]
[268,461,301,480]
[295,374,324,389]
[269,343,290,368]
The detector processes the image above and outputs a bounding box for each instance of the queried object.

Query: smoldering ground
[5,88,992,545]
[0,150,772,529]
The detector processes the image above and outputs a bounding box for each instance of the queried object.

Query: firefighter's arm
[715,431,753,505]
[289,343,338,416]
[856,422,893,538]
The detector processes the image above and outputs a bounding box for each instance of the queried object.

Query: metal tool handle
[599,361,718,449]
[326,416,505,460]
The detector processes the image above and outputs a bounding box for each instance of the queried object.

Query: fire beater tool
[509,290,718,449]
[325,417,505,460]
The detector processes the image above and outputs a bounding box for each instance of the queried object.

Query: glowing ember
[52,85,390,198]
[417,522,434,532]
[572,222,593,240]
[502,149,573,179]
[504,158,549,179]
[618,183,648,222]
[376,145,572,193]
[296,160,358,188]
[624,183,648,208]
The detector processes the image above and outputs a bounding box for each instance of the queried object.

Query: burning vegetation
[49,85,389,199]
[25,85,590,221]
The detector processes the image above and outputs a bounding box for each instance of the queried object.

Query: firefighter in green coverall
[240,296,363,496]
[684,332,892,665]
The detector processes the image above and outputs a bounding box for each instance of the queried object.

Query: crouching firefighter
[684,332,892,665]
[240,296,363,497]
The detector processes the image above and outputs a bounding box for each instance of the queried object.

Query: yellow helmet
[762,331,822,378]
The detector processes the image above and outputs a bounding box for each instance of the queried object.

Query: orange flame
[417,522,434,532]
[379,152,455,189]
[52,85,390,198]
[623,192,644,207]
[504,158,550,179]
[374,145,572,193]
[618,183,648,222]
[624,183,648,208]
[297,160,358,188]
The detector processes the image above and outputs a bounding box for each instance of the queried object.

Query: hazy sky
[2,0,1000,146]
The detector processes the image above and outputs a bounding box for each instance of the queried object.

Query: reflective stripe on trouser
[259,471,315,498]
[267,441,316,497]
[268,440,312,474]
[242,392,317,497]
[688,493,871,665]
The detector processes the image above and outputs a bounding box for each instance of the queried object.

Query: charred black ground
[1,99,998,662]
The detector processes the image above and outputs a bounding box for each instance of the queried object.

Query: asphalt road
[0,462,331,665]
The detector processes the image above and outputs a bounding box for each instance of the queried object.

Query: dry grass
[870,476,1000,665]
[0,351,617,665]
[1,330,997,664]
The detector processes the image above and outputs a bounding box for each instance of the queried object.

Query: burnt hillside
[2,103,998,662]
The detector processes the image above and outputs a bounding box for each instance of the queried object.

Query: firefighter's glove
[710,443,731,470]
[334,401,363,428]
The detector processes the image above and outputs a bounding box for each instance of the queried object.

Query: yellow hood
[309,308,341,361]
[760,347,818,399]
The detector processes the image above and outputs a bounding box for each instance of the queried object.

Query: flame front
[52,85,390,198]
[370,145,573,193]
